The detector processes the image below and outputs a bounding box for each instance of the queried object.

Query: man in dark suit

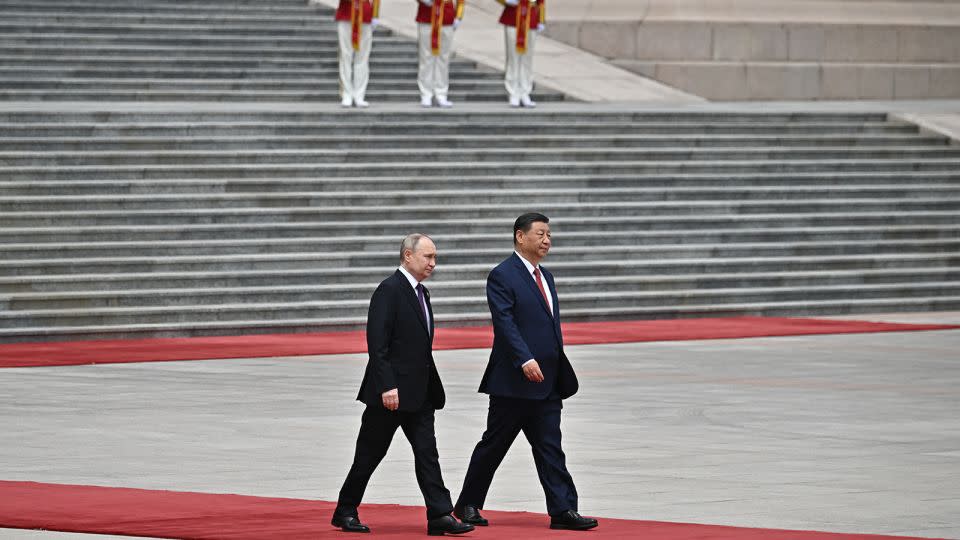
[454,213,598,531]
[332,234,473,536]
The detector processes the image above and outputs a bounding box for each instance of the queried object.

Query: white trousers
[417,23,455,100]
[503,26,536,99]
[337,21,373,101]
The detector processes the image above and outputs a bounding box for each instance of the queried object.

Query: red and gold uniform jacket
[496,0,545,53]
[415,0,465,55]
[334,0,382,50]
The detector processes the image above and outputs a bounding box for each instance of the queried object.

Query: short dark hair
[513,213,549,244]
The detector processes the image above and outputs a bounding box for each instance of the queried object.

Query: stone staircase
[2,108,960,342]
[1,0,959,343]
[0,0,565,103]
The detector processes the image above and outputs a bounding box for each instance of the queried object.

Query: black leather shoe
[427,514,474,536]
[550,510,598,530]
[454,505,488,526]
[331,514,371,533]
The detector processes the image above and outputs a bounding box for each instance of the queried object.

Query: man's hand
[504,0,519,6]
[382,388,399,410]
[371,17,380,28]
[522,360,544,383]
[453,18,461,29]
[536,23,545,32]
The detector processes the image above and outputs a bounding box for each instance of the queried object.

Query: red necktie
[533,267,551,316]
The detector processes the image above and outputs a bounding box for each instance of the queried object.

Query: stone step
[4,224,960,255]
[6,277,960,311]
[3,200,959,227]
[3,283,960,330]
[1,236,957,262]
[3,186,960,213]
[3,246,959,277]
[0,22,346,36]
[0,43,420,57]
[0,78,506,92]
[617,59,960,100]
[3,221,959,246]
[0,12,348,26]
[0,32,394,47]
[1,213,957,243]
[0,120,913,137]
[3,146,957,167]
[0,67,495,80]
[0,112,889,123]
[0,89,558,102]
[4,266,956,296]
[5,158,958,182]
[0,258,960,299]
[7,294,960,342]
[0,56,438,69]
[5,172,958,196]
[0,134,943,152]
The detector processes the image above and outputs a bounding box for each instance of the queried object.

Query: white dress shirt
[514,251,552,368]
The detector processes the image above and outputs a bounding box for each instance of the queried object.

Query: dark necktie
[416,283,431,332]
[533,267,551,316]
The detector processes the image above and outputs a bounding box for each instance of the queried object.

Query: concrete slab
[1,329,959,538]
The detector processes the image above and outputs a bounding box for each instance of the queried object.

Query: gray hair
[399,233,433,261]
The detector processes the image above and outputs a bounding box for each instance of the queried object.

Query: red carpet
[1,317,958,368]
[0,481,941,540]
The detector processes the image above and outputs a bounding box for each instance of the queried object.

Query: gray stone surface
[1,329,959,538]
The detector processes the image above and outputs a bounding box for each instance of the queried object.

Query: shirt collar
[514,251,540,275]
[398,265,420,290]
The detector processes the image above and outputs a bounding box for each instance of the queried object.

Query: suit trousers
[503,26,536,100]
[337,21,373,101]
[336,404,454,520]
[417,23,455,100]
[456,396,578,516]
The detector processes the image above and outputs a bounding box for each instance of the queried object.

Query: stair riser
[4,226,960,247]
[8,268,960,297]
[5,287,960,327]
[5,189,960,212]
[4,149,958,167]
[3,254,958,277]
[0,137,943,151]
[0,124,916,137]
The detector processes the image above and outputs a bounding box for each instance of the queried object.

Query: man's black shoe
[550,510,598,530]
[453,505,488,526]
[427,514,474,536]
[331,514,370,533]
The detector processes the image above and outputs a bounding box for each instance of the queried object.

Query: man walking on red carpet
[332,234,473,536]
[454,213,599,531]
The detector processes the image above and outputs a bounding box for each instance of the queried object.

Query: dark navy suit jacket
[478,253,579,400]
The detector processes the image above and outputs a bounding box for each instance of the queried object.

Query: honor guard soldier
[335,0,381,108]
[496,0,545,108]
[415,0,465,108]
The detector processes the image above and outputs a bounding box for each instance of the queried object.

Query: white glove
[453,18,461,29]
[537,23,545,32]
[504,0,519,6]
[371,17,380,28]
[420,0,433,5]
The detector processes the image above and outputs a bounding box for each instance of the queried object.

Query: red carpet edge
[2,317,958,368]
[0,481,943,540]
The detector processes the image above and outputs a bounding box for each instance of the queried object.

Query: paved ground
[1,320,958,539]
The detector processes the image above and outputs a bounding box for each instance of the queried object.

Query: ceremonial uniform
[415,0,465,107]
[496,0,545,107]
[335,0,381,107]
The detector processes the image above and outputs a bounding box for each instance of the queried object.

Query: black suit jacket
[357,269,446,411]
